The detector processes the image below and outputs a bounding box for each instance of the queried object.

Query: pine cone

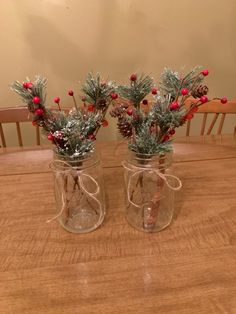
[110,104,128,118]
[117,118,132,138]
[97,98,107,109]
[191,85,209,98]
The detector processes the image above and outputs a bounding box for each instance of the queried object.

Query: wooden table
[0,139,236,313]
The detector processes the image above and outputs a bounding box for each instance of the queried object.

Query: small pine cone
[97,98,107,108]
[110,104,128,118]
[117,118,132,138]
[191,85,209,98]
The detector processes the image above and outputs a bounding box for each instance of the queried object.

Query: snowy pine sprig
[11,75,107,160]
[159,66,204,101]
[118,73,153,108]
[111,67,227,155]
[81,72,117,110]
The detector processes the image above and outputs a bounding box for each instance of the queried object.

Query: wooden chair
[184,99,236,136]
[0,107,40,147]
[0,106,72,148]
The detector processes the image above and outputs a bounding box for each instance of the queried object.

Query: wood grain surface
[0,135,236,175]
[0,139,236,313]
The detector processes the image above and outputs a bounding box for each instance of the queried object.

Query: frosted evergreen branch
[118,74,153,108]
[159,67,204,99]
[111,67,214,155]
[11,75,105,160]
[81,72,115,109]
[11,75,47,109]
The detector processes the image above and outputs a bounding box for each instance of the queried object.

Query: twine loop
[47,159,101,223]
[122,161,182,208]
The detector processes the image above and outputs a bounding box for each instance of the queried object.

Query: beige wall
[0,0,235,145]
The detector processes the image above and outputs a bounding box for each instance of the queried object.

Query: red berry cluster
[23,82,33,89]
[22,82,46,124]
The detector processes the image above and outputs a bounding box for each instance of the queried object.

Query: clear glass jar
[50,152,105,233]
[123,151,181,232]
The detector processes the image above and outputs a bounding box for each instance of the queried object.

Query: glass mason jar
[122,151,181,232]
[50,152,105,233]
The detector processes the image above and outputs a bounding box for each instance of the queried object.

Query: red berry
[23,82,32,89]
[35,108,44,115]
[202,69,209,76]
[23,82,29,89]
[23,82,33,89]
[151,88,158,95]
[126,108,133,116]
[110,92,118,100]
[47,133,54,141]
[220,97,228,104]
[27,82,33,88]
[169,129,175,135]
[33,96,40,104]
[200,96,208,103]
[87,104,95,112]
[88,134,96,141]
[68,90,74,96]
[102,119,108,127]
[130,74,137,81]
[186,113,194,120]
[191,106,198,113]
[163,135,170,142]
[54,97,60,104]
[142,99,148,105]
[181,88,188,96]
[170,102,179,110]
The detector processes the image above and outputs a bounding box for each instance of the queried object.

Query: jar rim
[53,148,97,162]
[128,149,172,159]
[126,150,172,168]
[51,150,99,172]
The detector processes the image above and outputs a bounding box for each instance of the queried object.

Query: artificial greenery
[159,66,204,101]
[81,72,116,109]
[11,75,113,159]
[111,68,225,155]
[118,74,153,108]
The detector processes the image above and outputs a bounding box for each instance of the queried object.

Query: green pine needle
[118,74,153,108]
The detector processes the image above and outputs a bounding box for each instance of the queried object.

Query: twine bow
[46,159,101,223]
[122,161,182,208]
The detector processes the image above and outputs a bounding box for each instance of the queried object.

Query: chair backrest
[184,99,236,136]
[0,106,72,148]
[0,107,40,147]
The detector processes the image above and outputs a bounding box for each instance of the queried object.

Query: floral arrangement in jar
[110,67,228,232]
[11,73,117,233]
